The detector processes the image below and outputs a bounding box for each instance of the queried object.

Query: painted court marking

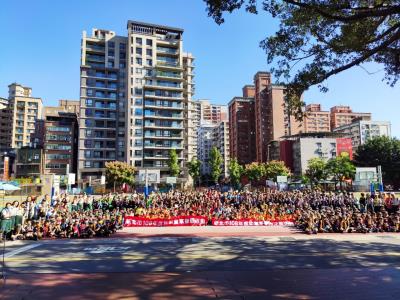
[5,243,41,258]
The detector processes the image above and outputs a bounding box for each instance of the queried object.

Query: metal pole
[66,164,70,193]
[144,169,148,199]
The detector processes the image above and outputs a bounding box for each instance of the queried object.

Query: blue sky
[1,0,399,135]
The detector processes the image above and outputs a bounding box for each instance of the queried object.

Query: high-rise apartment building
[212,121,230,178]
[228,96,256,165]
[31,100,79,176]
[303,104,331,133]
[78,21,194,183]
[4,84,43,149]
[0,97,11,149]
[194,99,228,125]
[253,72,302,162]
[78,28,127,182]
[197,122,230,179]
[333,119,391,152]
[330,105,371,129]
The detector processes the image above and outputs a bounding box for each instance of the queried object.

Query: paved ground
[0,227,399,299]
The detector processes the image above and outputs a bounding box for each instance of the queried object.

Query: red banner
[212,219,295,226]
[124,216,208,227]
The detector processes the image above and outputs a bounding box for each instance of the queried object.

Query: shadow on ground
[1,237,400,299]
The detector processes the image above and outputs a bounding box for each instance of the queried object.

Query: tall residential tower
[78,21,194,184]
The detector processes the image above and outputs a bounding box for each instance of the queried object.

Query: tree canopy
[168,149,180,177]
[204,0,400,118]
[228,157,244,188]
[326,153,356,188]
[305,157,328,185]
[187,157,202,186]
[209,146,223,184]
[105,161,136,191]
[354,136,400,186]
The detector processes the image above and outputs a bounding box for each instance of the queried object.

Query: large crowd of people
[1,189,399,240]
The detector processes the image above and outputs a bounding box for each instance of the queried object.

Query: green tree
[168,149,180,177]
[209,146,223,184]
[228,158,244,189]
[326,153,356,190]
[204,0,400,118]
[354,136,400,187]
[264,160,291,181]
[105,161,136,192]
[187,157,202,187]
[244,162,265,183]
[305,157,328,186]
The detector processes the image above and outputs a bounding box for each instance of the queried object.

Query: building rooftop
[127,20,183,33]
[228,97,255,107]
[280,132,348,140]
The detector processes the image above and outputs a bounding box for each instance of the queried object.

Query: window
[84,150,91,158]
[86,89,94,96]
[108,50,114,57]
[85,109,93,116]
[134,140,142,146]
[135,161,142,167]
[108,41,115,48]
[135,88,142,95]
[108,61,114,68]
[84,161,91,168]
[135,98,142,105]
[136,37,142,45]
[135,78,142,84]
[136,58,142,65]
[135,119,143,126]
[146,39,152,46]
[146,49,152,56]
[135,68,142,74]
[85,129,93,137]
[134,150,142,156]
[120,43,126,50]
[146,59,153,66]
[135,108,143,116]
[136,47,142,55]
[85,99,93,106]
[135,129,142,136]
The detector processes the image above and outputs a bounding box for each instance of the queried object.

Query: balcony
[86,45,105,53]
[156,47,179,56]
[144,133,183,139]
[144,111,183,120]
[144,81,183,91]
[144,123,183,130]
[144,91,183,100]
[86,55,105,62]
[144,142,183,149]
[144,101,183,110]
[156,61,182,71]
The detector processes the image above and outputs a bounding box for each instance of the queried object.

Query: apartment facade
[197,123,216,176]
[333,120,391,152]
[330,105,371,129]
[3,84,43,149]
[44,101,79,176]
[228,96,256,165]
[212,121,230,178]
[278,134,353,175]
[194,99,228,125]
[78,21,194,183]
[78,28,127,182]
[197,121,230,179]
[0,97,12,149]
[303,104,331,133]
[253,72,302,163]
